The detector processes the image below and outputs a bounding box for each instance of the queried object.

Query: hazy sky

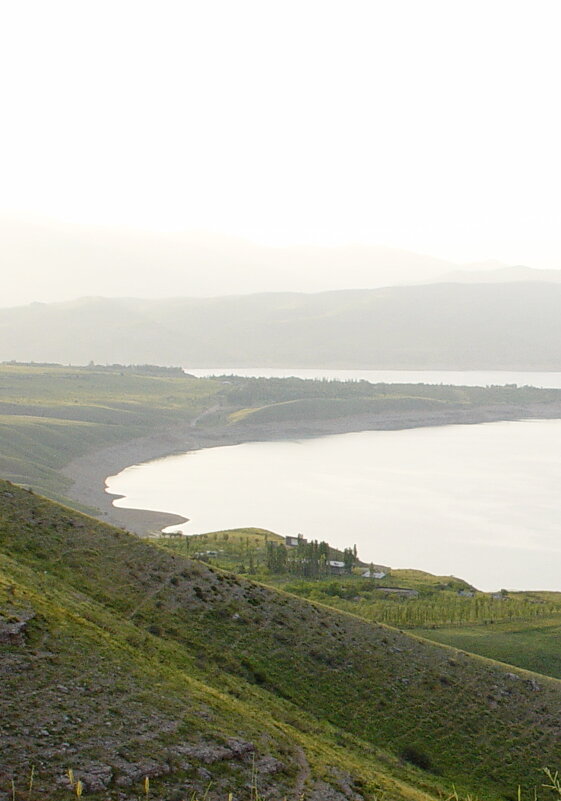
[1,0,560,302]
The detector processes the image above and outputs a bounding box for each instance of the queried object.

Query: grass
[8,365,561,797]
[0,483,451,801]
[4,481,561,800]
[227,395,450,424]
[0,363,223,501]
[415,617,561,679]
[160,533,561,630]
[283,583,561,628]
[159,528,361,577]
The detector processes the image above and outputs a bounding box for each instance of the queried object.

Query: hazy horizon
[5,214,561,308]
[2,1,561,308]
[0,215,526,308]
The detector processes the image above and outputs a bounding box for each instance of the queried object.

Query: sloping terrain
[0,364,223,502]
[5,283,561,368]
[2,481,561,800]
[416,617,561,680]
[0,481,439,801]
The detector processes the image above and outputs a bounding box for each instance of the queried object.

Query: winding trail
[292,745,311,800]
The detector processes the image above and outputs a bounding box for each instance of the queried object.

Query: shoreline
[61,400,561,536]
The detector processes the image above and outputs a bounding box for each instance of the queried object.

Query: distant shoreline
[61,399,561,537]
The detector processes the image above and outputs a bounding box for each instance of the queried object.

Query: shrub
[400,746,433,771]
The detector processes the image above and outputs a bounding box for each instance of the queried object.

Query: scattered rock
[226,738,255,758]
[308,779,363,801]
[197,768,212,781]
[0,610,35,643]
[113,758,170,787]
[56,763,113,793]
[172,739,255,765]
[329,768,366,801]
[254,755,284,775]
[76,763,113,792]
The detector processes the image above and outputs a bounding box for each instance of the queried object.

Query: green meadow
[416,617,561,680]
[0,363,223,501]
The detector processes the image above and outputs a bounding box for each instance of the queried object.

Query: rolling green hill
[0,363,223,502]
[2,481,561,800]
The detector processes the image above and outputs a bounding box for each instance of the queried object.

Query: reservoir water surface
[186,367,561,388]
[106,419,561,592]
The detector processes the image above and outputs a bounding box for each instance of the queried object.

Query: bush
[400,746,433,771]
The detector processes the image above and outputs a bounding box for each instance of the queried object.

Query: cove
[106,419,561,592]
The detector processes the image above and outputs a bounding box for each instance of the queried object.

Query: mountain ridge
[4,283,561,369]
[436,265,561,284]
[0,217,457,307]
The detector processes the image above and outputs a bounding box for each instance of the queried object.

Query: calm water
[106,419,561,592]
[186,367,561,388]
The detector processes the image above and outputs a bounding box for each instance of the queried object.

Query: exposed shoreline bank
[62,400,561,536]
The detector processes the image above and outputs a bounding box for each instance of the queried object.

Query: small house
[285,535,307,548]
[362,569,387,579]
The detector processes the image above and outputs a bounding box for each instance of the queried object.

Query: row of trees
[333,595,560,628]
[266,540,358,577]
[222,375,561,410]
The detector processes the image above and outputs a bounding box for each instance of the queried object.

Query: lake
[106,419,561,592]
[185,367,561,388]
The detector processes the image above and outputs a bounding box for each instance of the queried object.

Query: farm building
[362,569,387,579]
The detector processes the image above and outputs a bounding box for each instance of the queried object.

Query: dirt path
[190,403,220,426]
[292,745,311,799]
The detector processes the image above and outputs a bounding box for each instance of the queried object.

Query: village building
[361,569,387,579]
[285,535,307,548]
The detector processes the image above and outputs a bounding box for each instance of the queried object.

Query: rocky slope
[2,480,560,800]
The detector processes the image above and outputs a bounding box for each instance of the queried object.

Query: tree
[343,547,355,573]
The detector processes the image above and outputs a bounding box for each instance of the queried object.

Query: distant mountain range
[3,216,561,307]
[437,265,561,284]
[4,281,561,369]
[0,217,456,305]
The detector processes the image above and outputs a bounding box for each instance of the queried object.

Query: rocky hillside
[2,480,561,800]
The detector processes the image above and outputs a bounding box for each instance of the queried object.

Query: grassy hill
[3,481,561,800]
[0,363,224,503]
[164,532,561,674]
